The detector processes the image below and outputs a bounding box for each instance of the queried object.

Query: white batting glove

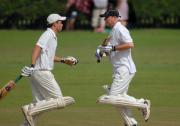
[60,56,78,66]
[21,66,34,77]
[99,45,115,54]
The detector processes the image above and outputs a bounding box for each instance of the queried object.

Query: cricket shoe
[21,105,34,126]
[141,100,151,122]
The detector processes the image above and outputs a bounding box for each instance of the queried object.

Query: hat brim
[59,16,66,21]
[99,14,106,17]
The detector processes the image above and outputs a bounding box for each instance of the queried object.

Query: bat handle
[14,75,23,83]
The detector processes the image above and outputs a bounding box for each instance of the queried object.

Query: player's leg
[20,113,38,126]
[117,107,138,126]
[21,71,75,126]
[98,94,150,121]
[20,72,43,126]
[100,66,138,126]
[22,96,74,115]
[110,68,150,122]
[31,71,63,98]
[30,71,75,107]
[98,66,150,121]
[91,9,98,31]
[98,66,142,107]
[109,66,133,96]
[99,9,106,32]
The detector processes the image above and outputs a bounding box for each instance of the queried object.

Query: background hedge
[0,0,179,29]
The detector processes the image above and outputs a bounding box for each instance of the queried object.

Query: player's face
[55,21,63,32]
[104,16,117,28]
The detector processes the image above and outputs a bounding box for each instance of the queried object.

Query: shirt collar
[47,28,57,39]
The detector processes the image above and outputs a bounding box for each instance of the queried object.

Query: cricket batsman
[20,13,78,126]
[96,10,151,126]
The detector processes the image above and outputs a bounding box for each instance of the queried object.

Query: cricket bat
[101,36,111,46]
[0,75,23,100]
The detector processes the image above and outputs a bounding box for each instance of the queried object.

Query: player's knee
[56,96,75,108]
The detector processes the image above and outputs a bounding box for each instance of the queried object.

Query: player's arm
[114,42,134,51]
[54,56,64,62]
[31,45,42,66]
[113,27,134,51]
[21,44,41,77]
[54,56,78,66]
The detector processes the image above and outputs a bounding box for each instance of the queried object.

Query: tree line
[0,0,180,29]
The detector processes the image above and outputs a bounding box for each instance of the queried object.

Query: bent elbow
[129,43,134,48]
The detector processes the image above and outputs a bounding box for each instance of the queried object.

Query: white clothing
[109,66,142,126]
[110,66,134,95]
[117,0,129,20]
[30,71,62,102]
[35,28,57,71]
[109,22,136,74]
[20,71,62,126]
[118,107,138,125]
[21,28,62,126]
[92,0,107,29]
[93,0,108,8]
[92,8,106,28]
[106,22,140,125]
[99,66,143,125]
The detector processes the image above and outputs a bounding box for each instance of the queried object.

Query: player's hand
[99,45,114,54]
[60,56,78,66]
[21,66,34,77]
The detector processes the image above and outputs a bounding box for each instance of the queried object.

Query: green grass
[0,29,180,126]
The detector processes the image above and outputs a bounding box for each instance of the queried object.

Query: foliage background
[0,0,180,29]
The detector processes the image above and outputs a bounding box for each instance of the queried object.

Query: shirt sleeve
[118,26,133,43]
[36,31,50,49]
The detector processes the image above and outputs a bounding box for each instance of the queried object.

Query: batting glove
[21,66,34,77]
[60,56,78,66]
[99,45,116,54]
[95,48,102,63]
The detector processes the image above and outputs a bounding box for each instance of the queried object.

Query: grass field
[0,29,180,126]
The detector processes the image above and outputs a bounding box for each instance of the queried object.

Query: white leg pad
[28,96,75,116]
[97,95,146,109]
[63,96,75,106]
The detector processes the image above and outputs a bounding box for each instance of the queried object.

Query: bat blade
[0,81,16,100]
[0,75,22,100]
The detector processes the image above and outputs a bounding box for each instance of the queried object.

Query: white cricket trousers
[30,70,62,102]
[21,70,62,126]
[110,66,138,125]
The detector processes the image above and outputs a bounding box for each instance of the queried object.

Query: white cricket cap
[47,14,66,24]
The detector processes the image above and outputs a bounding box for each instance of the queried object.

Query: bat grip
[14,75,23,83]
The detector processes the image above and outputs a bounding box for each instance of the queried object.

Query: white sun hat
[47,14,66,24]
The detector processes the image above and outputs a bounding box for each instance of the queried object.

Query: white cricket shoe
[21,105,34,126]
[141,100,151,122]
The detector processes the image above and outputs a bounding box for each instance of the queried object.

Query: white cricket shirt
[34,28,57,70]
[109,22,136,73]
